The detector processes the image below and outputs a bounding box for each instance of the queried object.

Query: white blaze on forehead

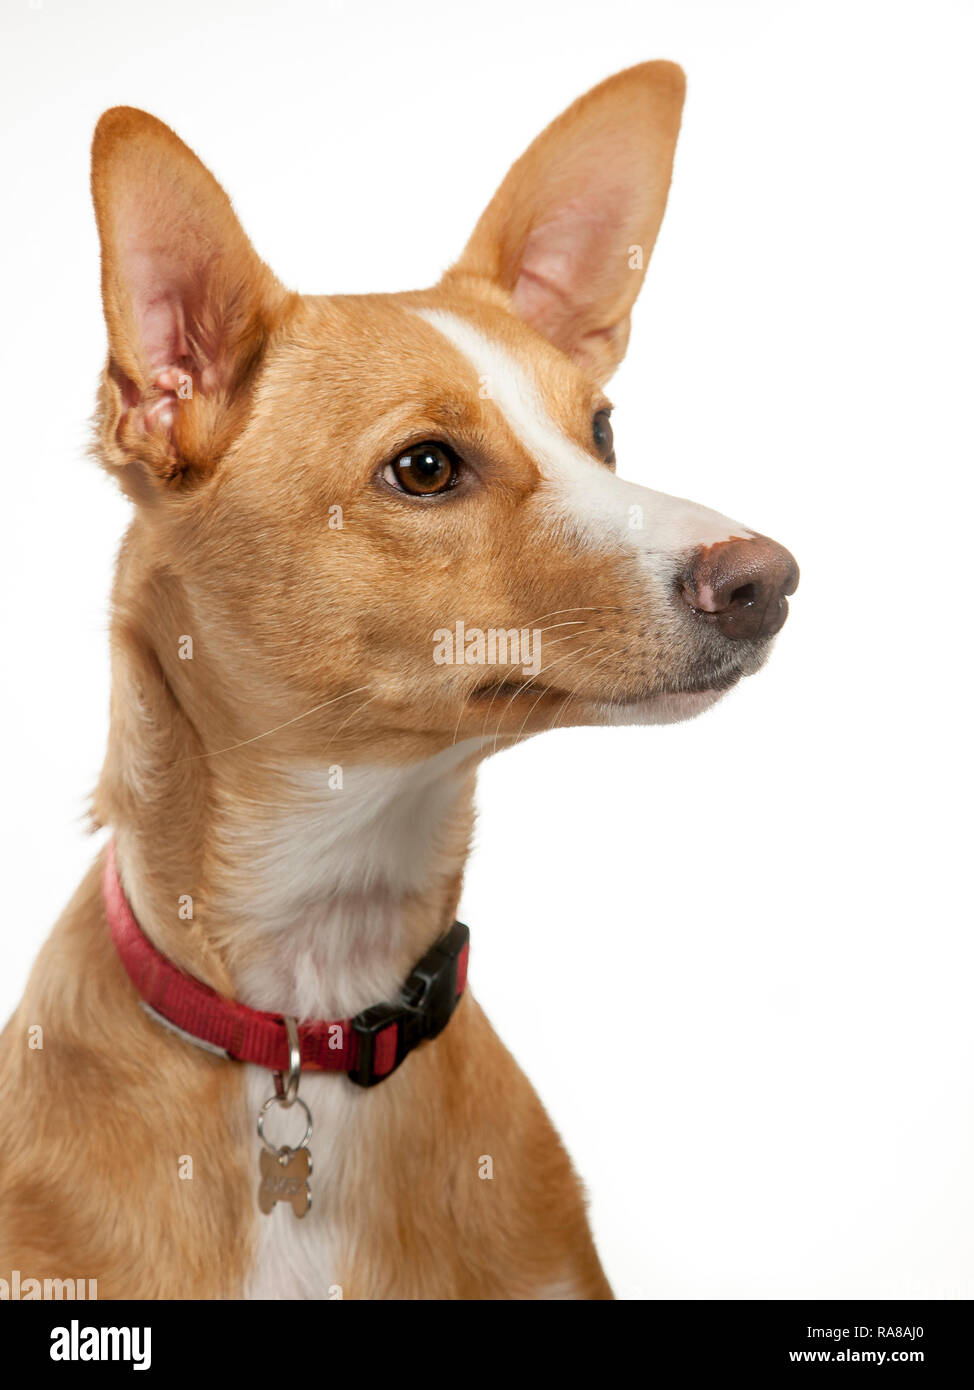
[414,307,751,566]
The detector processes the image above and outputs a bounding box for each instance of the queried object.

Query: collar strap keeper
[103,842,469,1088]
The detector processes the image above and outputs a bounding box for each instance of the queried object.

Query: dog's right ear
[91,107,287,487]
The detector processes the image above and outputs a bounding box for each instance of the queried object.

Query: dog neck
[97,567,483,1020]
[207,748,481,1018]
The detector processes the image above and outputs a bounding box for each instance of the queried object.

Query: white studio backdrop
[1,0,971,1299]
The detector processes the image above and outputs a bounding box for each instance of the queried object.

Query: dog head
[90,64,797,769]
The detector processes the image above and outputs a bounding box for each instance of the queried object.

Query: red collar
[103,843,470,1088]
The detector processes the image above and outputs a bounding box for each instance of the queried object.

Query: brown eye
[384,442,458,496]
[593,409,615,464]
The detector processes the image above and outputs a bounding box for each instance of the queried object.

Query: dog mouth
[467,665,749,708]
[463,617,771,710]
[612,668,748,706]
[459,665,755,733]
[469,677,558,702]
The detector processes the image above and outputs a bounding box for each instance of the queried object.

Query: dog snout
[680,535,799,641]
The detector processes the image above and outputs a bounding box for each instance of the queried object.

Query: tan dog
[0,62,797,1299]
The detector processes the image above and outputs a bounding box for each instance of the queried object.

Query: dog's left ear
[447,62,685,383]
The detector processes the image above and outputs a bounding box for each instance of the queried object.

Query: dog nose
[681,535,799,641]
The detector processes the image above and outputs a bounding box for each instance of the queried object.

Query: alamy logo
[432,621,542,678]
[50,1319,151,1371]
[1,1269,97,1300]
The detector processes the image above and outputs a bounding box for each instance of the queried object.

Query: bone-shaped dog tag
[256,1065,313,1220]
[258,1144,312,1218]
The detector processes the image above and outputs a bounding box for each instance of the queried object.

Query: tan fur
[0,859,253,1299]
[0,63,750,1299]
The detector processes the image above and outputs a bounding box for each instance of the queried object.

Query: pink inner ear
[510,193,632,355]
[116,233,230,435]
[124,243,194,373]
[110,245,199,436]
[137,291,189,377]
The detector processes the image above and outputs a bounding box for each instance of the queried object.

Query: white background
[2,0,972,1299]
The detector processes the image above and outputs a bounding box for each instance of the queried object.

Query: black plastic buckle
[348,920,469,1087]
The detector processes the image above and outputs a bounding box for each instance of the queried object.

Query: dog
[0,61,797,1299]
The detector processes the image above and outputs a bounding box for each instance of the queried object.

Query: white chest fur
[244,1065,355,1299]
[228,743,484,1299]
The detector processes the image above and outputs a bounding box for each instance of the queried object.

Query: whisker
[325,692,382,748]
[176,685,373,763]
[522,605,621,627]
[507,644,616,750]
[451,624,600,748]
[489,638,609,755]
[546,648,622,735]
[480,629,601,751]
[532,620,591,635]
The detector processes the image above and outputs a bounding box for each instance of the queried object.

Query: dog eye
[384,442,459,496]
[592,410,615,465]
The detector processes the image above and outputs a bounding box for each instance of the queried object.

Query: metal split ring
[257,1094,313,1157]
[273,1016,302,1106]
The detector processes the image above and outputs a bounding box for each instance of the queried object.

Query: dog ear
[91,107,288,485]
[447,62,685,384]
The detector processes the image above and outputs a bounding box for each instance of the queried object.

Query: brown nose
[681,535,799,641]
